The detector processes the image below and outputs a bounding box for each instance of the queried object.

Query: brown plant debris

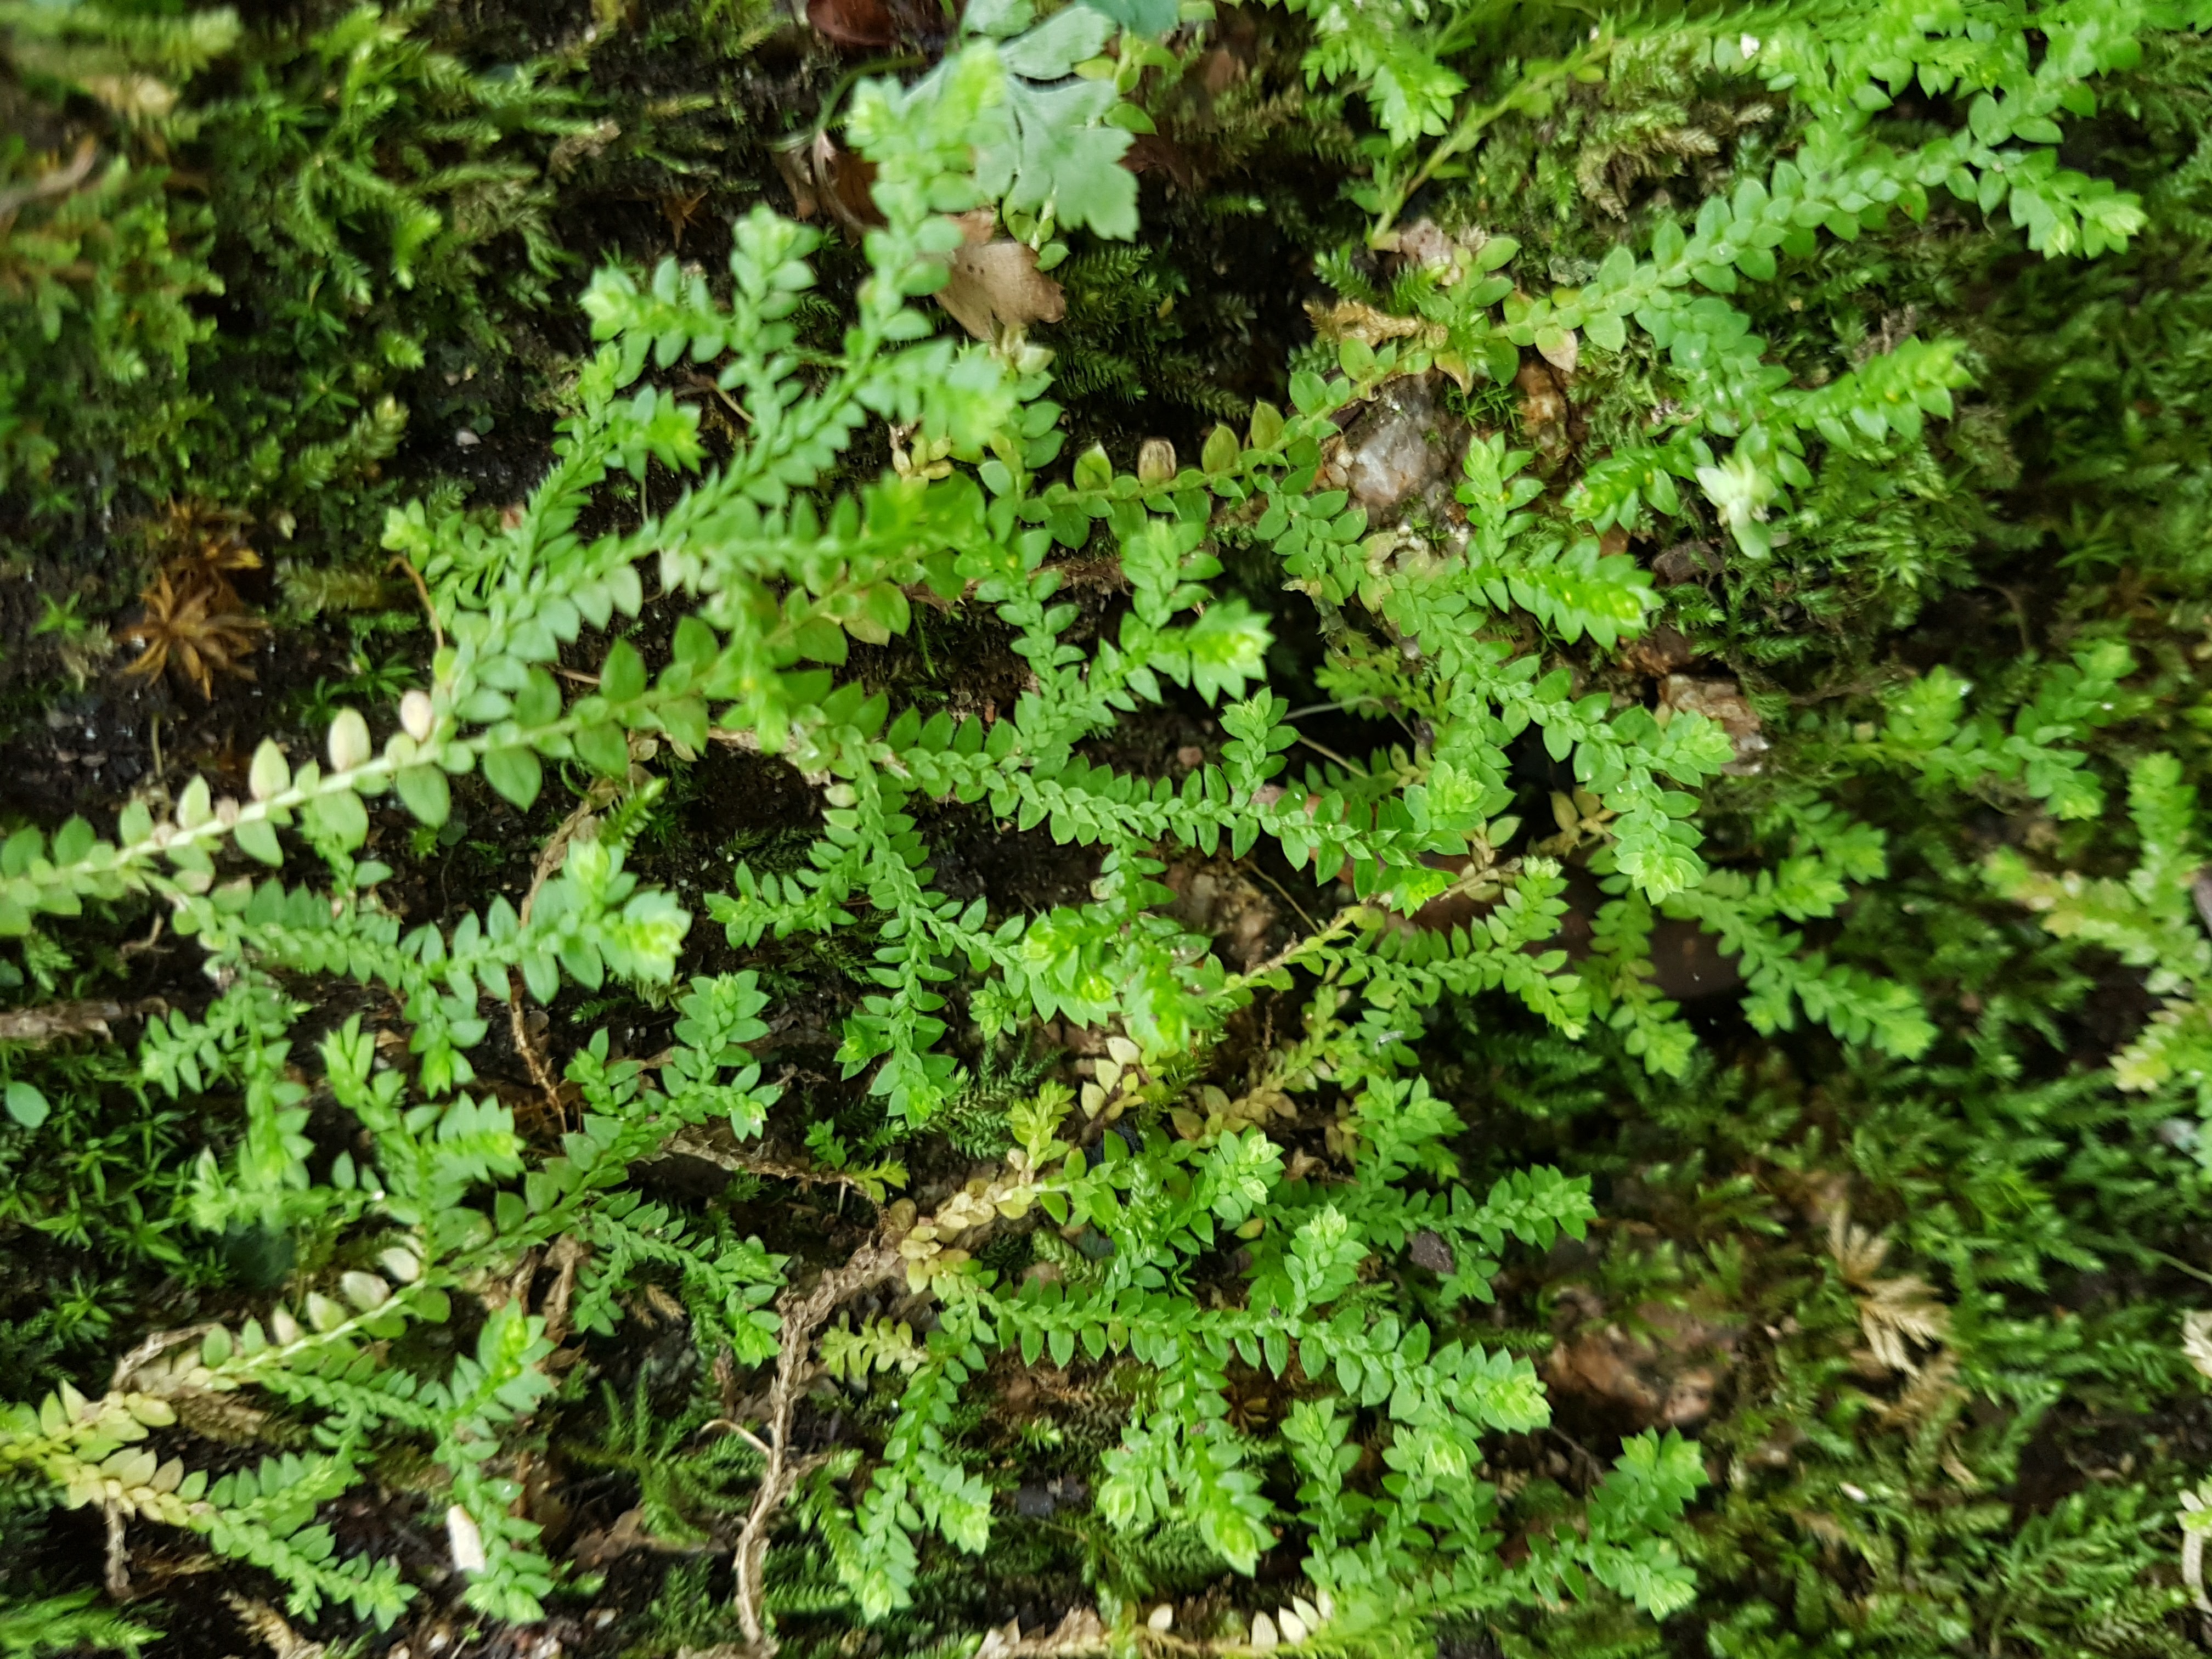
[0,138,100,234]
[973,1609,1109,1658]
[774,132,882,236]
[1544,1288,1739,1430]
[150,498,262,575]
[806,0,896,49]
[1622,623,1698,678]
[119,562,267,698]
[731,1237,904,1654]
[934,209,1065,342]
[1162,857,1277,969]
[0,998,166,1045]
[1302,297,1443,350]
[225,1594,326,1659]
[1827,1211,1951,1374]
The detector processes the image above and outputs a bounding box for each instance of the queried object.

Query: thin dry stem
[731,1237,904,1654]
[387,555,444,654]
[663,1126,888,1199]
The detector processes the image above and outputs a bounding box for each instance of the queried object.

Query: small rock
[1014,1483,1057,1518]
[1623,624,1697,678]
[1516,359,1570,457]
[1395,217,1456,269]
[454,428,481,448]
[1661,674,1769,775]
[1661,1365,1718,1427]
[1341,375,1452,515]
[1652,540,1722,585]
[1409,1229,1456,1274]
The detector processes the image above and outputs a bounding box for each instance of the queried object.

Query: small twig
[1226,902,1365,992]
[507,973,566,1126]
[524,794,609,928]
[732,1238,904,1653]
[2146,1248,2212,1290]
[541,1234,588,1346]
[551,665,601,685]
[387,555,444,653]
[505,794,608,1125]
[662,1126,885,1198]
[1224,862,1503,994]
[1244,862,1321,935]
[684,371,754,424]
[104,1502,130,1599]
[1293,733,1363,773]
[0,997,165,1044]
[1281,698,1383,721]
[0,137,99,223]
[702,1418,775,1458]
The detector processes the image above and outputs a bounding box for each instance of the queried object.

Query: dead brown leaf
[225,1595,325,1659]
[775,132,882,235]
[806,0,897,48]
[974,1609,1109,1659]
[1162,857,1276,969]
[1121,133,1197,190]
[151,498,260,574]
[1652,539,1723,586]
[661,188,709,250]
[934,209,1064,341]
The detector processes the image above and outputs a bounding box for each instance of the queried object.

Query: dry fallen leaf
[775,132,882,235]
[806,0,896,47]
[933,209,1064,341]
